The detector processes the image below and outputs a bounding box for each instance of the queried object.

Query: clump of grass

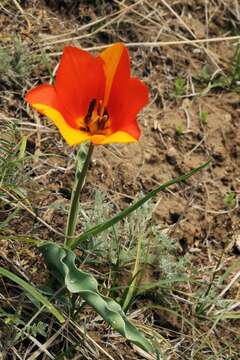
[223,192,236,208]
[0,38,34,88]
[0,117,28,233]
[174,77,186,97]
[0,118,26,187]
[78,191,189,303]
[0,120,18,185]
[175,123,185,136]
[198,45,240,92]
[199,110,209,124]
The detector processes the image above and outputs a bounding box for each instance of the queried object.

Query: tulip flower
[25,43,148,145]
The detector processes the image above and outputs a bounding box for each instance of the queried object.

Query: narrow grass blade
[40,49,55,84]
[71,160,210,249]
[18,135,28,161]
[40,242,154,354]
[213,312,240,320]
[122,234,143,312]
[0,267,64,323]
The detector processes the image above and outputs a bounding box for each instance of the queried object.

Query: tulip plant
[21,43,209,354]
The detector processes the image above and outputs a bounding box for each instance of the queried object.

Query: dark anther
[84,98,96,124]
[97,114,109,130]
[79,126,89,132]
[97,102,102,116]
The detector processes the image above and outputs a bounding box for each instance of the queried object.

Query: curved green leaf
[0,266,64,323]
[40,242,154,354]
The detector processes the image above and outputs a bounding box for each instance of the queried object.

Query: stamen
[79,126,89,132]
[97,101,102,116]
[84,98,96,124]
[97,114,109,130]
[82,98,110,134]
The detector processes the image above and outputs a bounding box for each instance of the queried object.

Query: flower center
[79,98,111,135]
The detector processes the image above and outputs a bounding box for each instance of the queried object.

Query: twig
[207,270,240,315]
[48,35,240,57]
[11,0,31,32]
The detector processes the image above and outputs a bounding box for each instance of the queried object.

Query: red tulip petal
[99,43,148,140]
[25,85,91,145]
[108,77,149,139]
[25,83,58,109]
[30,104,91,145]
[99,43,130,106]
[55,46,105,128]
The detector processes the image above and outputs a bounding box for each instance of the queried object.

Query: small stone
[166,154,177,165]
[145,153,158,164]
[166,147,178,165]
[212,152,225,163]
[234,235,240,254]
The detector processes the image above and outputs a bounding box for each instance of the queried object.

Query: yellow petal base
[32,104,137,145]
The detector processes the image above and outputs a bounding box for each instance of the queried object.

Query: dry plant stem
[65,143,94,248]
[49,35,240,57]
[11,0,31,32]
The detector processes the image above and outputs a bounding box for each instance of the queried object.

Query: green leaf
[0,267,64,323]
[175,77,186,96]
[70,160,210,249]
[29,321,48,337]
[40,242,154,354]
[223,191,236,208]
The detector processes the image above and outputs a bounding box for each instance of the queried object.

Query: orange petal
[99,43,130,106]
[30,103,91,145]
[55,46,105,128]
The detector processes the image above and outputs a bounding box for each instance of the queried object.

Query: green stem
[122,234,143,312]
[65,143,94,248]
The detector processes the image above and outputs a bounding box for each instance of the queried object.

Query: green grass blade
[18,135,28,161]
[0,266,64,323]
[213,312,240,320]
[40,242,154,354]
[70,160,210,249]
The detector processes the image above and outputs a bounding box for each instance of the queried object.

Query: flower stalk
[65,143,94,248]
